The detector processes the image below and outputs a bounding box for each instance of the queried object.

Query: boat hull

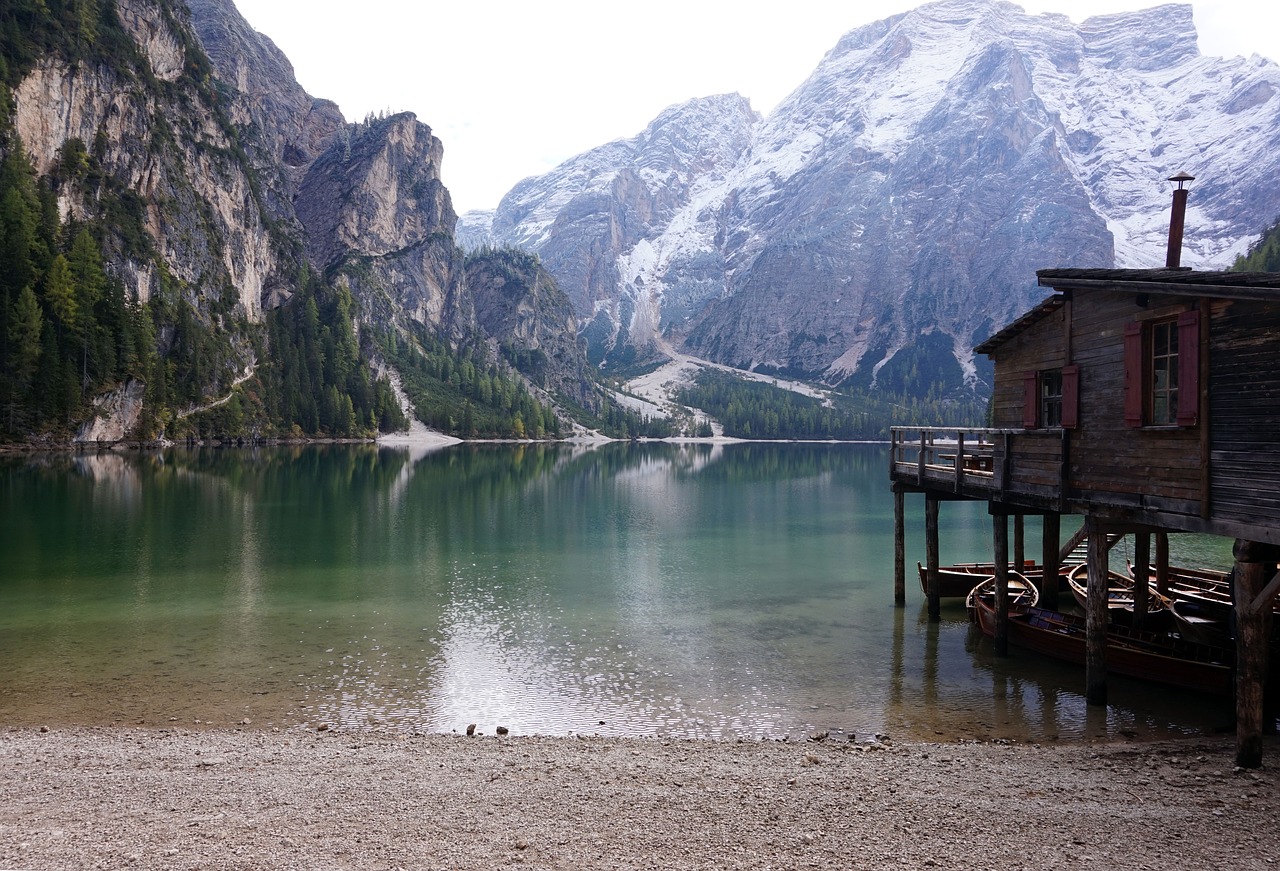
[918,562,1064,600]
[972,596,1234,697]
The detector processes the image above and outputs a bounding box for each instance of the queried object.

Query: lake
[0,442,1237,741]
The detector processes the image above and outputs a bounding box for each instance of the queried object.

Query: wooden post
[993,512,1009,657]
[1132,534,1150,630]
[1155,532,1170,597]
[1232,539,1278,768]
[1013,514,1025,570]
[1041,512,1061,612]
[893,485,906,607]
[925,494,941,622]
[1085,519,1108,706]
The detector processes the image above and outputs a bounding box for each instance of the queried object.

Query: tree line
[676,369,986,440]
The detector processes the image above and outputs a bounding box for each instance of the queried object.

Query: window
[1150,319,1178,425]
[1022,366,1077,429]
[1040,368,1063,428]
[1124,310,1199,428]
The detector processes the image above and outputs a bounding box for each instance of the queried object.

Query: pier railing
[890,427,1007,492]
[890,426,1069,507]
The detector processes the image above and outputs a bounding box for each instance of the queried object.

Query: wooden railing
[890,426,1069,506]
[889,427,1017,492]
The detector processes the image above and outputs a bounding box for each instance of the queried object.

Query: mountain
[463,0,1280,395]
[0,0,603,443]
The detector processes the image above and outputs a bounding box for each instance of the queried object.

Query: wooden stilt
[993,512,1009,657]
[1013,514,1025,571]
[893,485,906,607]
[925,494,941,622]
[1041,513,1061,612]
[1155,532,1170,598]
[1132,533,1150,630]
[1085,519,1108,706]
[1232,539,1277,768]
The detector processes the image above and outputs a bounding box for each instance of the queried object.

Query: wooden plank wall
[989,290,1204,516]
[988,308,1066,429]
[1209,299,1280,528]
[1067,293,1201,510]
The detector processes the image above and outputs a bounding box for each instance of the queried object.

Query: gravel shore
[2,727,1278,870]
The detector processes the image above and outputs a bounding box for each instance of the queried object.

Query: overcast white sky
[229,1,1280,214]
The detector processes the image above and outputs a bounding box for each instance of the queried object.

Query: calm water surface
[0,442,1236,741]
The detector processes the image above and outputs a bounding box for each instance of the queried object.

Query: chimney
[1165,171,1194,269]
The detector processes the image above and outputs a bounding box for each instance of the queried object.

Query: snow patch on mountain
[464,0,1280,392]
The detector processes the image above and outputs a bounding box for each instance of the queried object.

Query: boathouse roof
[974,268,1280,355]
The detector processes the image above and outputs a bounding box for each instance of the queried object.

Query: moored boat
[964,572,1039,620]
[970,594,1234,697]
[1067,563,1171,627]
[918,561,1063,600]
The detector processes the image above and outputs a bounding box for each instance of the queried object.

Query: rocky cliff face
[3,0,603,439]
[463,94,760,367]
[185,0,343,260]
[469,0,1280,394]
[466,250,597,409]
[12,0,275,325]
[186,0,599,411]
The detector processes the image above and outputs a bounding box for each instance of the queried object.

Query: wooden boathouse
[890,182,1280,766]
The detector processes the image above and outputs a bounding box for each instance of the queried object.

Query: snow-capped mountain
[461,0,1280,393]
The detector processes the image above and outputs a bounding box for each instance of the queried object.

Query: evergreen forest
[675,370,986,440]
[1234,216,1280,273]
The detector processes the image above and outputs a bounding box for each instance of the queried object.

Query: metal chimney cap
[1168,171,1195,188]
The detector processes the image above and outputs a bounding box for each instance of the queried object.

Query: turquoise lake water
[0,442,1237,741]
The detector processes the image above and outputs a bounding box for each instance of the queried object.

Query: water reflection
[0,443,1234,741]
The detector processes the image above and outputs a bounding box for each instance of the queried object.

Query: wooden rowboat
[1067,563,1170,626]
[970,594,1234,697]
[964,572,1038,621]
[917,561,1061,600]
[1167,597,1234,649]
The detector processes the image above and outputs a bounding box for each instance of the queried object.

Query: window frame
[1022,366,1078,430]
[1124,309,1199,428]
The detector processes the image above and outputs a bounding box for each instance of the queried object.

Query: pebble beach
[3,727,1279,870]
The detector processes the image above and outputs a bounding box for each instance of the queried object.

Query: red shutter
[1123,322,1143,427]
[1177,309,1200,426]
[1023,372,1038,429]
[1061,365,1080,429]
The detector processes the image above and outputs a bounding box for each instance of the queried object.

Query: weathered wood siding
[1209,298,1280,527]
[988,290,1203,517]
[1065,292,1202,514]
[987,305,1067,429]
[987,305,1068,500]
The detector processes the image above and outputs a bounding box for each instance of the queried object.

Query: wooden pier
[891,265,1280,767]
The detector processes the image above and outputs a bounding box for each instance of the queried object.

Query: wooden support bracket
[1244,569,1280,617]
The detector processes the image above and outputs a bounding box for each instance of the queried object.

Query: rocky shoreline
[3,727,1278,869]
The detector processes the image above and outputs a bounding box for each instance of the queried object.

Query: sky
[229,1,1280,214]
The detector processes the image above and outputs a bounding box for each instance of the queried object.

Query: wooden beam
[1156,533,1170,597]
[1013,515,1025,571]
[1059,524,1088,564]
[893,485,906,607]
[926,494,941,623]
[1132,534,1150,631]
[1244,568,1280,617]
[1041,512,1061,611]
[1233,540,1274,769]
[1085,519,1109,706]
[994,514,1009,657]
[1199,298,1211,520]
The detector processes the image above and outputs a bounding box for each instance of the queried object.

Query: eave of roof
[973,294,1065,356]
[1037,267,1280,301]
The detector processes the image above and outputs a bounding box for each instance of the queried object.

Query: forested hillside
[1235,218,1280,273]
[0,0,613,444]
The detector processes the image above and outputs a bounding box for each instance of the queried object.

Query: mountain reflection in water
[0,442,1232,740]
